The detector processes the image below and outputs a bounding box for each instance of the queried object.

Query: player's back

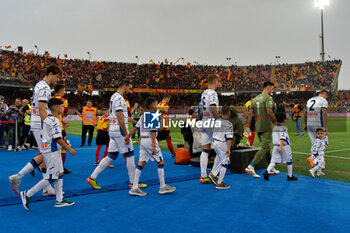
[31,80,51,129]
[306,96,328,128]
[200,89,219,119]
[251,93,274,132]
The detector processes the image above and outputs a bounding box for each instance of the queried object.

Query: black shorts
[96,130,109,145]
[157,130,171,141]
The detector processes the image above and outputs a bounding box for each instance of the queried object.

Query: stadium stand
[0,50,342,91]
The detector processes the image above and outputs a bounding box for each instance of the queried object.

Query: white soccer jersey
[109,92,128,137]
[272,125,290,146]
[135,115,158,138]
[31,80,51,130]
[306,96,328,128]
[311,138,326,157]
[40,115,62,154]
[200,89,219,120]
[213,119,233,142]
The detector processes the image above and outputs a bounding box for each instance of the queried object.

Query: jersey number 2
[309,100,316,111]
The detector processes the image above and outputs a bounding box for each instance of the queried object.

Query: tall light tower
[315,0,330,63]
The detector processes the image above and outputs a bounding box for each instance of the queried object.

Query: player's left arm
[116,111,128,136]
[266,108,276,124]
[266,97,276,123]
[38,102,48,121]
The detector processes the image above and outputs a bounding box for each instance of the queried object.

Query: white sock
[267,163,276,173]
[27,179,50,198]
[54,177,63,202]
[126,156,136,183]
[91,156,113,179]
[200,150,209,178]
[211,156,221,176]
[287,164,293,177]
[157,166,166,188]
[218,165,227,184]
[42,173,54,191]
[133,166,142,190]
[18,162,35,179]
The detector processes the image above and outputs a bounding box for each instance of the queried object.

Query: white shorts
[201,128,214,146]
[42,151,63,179]
[313,156,325,169]
[213,140,230,166]
[108,136,134,154]
[139,138,163,163]
[31,129,42,148]
[271,145,292,164]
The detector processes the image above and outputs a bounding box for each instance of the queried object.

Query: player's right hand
[125,137,130,144]
[277,147,283,153]
[69,148,77,156]
[152,147,156,155]
[243,127,251,137]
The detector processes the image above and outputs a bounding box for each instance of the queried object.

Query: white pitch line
[326,148,350,153]
[293,151,350,160]
[325,155,350,160]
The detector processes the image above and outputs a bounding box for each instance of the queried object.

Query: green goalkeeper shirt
[251,93,274,133]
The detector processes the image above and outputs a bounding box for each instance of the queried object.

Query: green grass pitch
[65,117,350,182]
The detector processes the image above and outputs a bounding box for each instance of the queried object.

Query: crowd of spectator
[0,50,341,91]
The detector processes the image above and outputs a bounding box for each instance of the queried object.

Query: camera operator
[5,98,24,151]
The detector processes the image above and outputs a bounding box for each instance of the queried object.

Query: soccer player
[244,81,279,178]
[309,128,327,178]
[52,84,71,174]
[208,106,233,189]
[263,112,298,181]
[95,108,113,167]
[199,74,220,183]
[9,64,61,195]
[86,80,146,189]
[157,94,176,157]
[244,96,256,147]
[20,98,76,210]
[126,97,176,196]
[304,90,329,145]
